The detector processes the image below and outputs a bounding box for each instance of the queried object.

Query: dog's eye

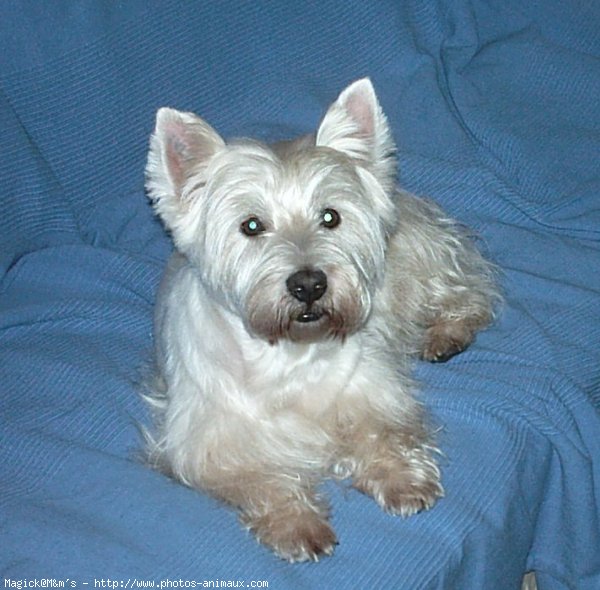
[320,208,341,229]
[240,216,266,237]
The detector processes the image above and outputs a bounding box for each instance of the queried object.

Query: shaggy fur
[143,78,499,561]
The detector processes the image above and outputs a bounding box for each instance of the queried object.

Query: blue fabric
[1,2,599,587]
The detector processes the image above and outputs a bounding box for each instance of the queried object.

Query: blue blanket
[1,2,599,588]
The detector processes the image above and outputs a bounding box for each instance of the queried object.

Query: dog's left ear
[146,108,225,230]
[316,78,397,192]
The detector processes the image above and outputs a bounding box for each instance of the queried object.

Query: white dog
[143,78,499,561]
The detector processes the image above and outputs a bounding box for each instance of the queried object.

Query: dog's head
[146,79,398,343]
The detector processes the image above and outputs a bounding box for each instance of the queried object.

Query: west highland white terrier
[143,78,499,561]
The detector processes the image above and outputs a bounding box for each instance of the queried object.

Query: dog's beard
[245,291,366,344]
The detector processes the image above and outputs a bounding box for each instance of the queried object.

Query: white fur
[143,78,500,561]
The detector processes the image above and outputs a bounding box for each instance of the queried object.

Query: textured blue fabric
[1,2,599,588]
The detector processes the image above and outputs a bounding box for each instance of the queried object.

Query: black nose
[286,269,328,305]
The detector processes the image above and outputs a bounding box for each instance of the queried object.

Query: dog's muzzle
[286,269,327,323]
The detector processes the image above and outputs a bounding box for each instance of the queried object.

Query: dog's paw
[242,507,337,562]
[353,448,444,517]
[421,320,474,362]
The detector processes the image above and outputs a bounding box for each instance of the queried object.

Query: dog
[143,78,499,562]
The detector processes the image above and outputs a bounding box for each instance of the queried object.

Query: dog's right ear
[146,108,225,228]
[316,79,397,194]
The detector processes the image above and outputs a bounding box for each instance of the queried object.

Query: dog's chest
[241,337,363,413]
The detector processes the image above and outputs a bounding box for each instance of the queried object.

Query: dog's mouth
[293,307,325,323]
[249,296,361,345]
[283,306,332,343]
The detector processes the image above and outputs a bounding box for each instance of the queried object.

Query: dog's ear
[316,78,397,192]
[146,108,225,228]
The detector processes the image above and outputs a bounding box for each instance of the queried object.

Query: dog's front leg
[240,479,336,562]
[189,407,337,562]
[332,375,444,517]
[350,427,444,517]
[202,464,336,562]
